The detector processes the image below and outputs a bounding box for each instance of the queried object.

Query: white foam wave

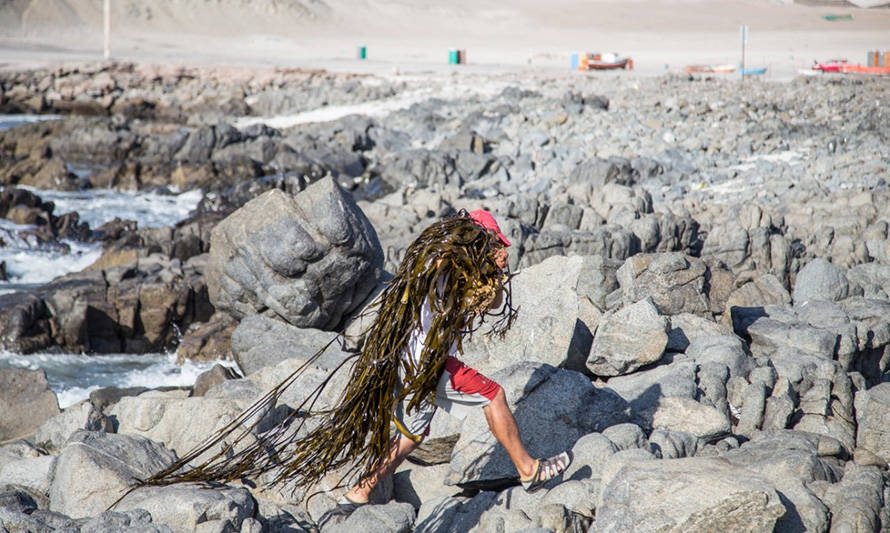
[0,351,240,409]
[21,187,204,229]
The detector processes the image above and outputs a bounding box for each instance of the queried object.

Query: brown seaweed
[131,210,517,496]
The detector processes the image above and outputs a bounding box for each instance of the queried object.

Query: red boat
[812,59,848,73]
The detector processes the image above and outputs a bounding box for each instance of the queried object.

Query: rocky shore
[1,62,888,532]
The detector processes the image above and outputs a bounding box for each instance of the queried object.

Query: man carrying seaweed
[136,209,571,517]
[334,209,572,512]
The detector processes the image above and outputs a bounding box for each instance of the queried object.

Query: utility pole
[103,0,111,59]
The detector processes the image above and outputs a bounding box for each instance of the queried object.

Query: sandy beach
[2,0,889,79]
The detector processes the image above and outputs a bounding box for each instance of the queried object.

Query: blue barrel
[571,53,579,70]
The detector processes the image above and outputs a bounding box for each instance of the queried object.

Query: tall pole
[740,24,747,79]
[103,0,111,59]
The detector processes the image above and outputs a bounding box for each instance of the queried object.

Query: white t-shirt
[402,275,459,367]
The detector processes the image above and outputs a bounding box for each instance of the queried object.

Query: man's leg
[482,388,537,480]
[345,434,421,503]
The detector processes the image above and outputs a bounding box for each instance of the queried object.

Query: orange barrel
[627,58,634,70]
[882,51,890,67]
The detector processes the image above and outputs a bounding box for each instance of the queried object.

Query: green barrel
[449,49,459,64]
[357,45,367,60]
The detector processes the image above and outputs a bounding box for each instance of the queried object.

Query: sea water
[0,132,213,406]
[0,187,203,293]
[0,351,239,409]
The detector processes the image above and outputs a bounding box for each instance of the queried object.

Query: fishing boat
[577,52,633,71]
[685,64,737,74]
[811,59,848,73]
[741,67,768,76]
[840,64,890,75]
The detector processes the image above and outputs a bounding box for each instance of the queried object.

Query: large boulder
[49,430,177,518]
[0,368,60,441]
[461,254,605,375]
[206,178,383,330]
[595,457,786,532]
[587,297,669,377]
[445,362,631,488]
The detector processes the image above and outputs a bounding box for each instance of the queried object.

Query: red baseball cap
[468,209,511,247]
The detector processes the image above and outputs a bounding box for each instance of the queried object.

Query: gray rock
[462,254,603,375]
[723,274,791,333]
[116,484,255,533]
[615,253,710,316]
[0,368,60,442]
[34,400,108,453]
[206,178,383,330]
[595,457,785,533]
[685,334,751,381]
[564,432,618,481]
[0,455,55,493]
[793,257,850,303]
[666,312,731,353]
[0,440,42,470]
[820,463,885,533]
[445,362,630,488]
[603,354,697,417]
[75,509,171,533]
[231,314,349,376]
[746,314,838,359]
[192,363,241,397]
[854,382,890,464]
[587,297,669,377]
[109,392,262,460]
[322,500,415,533]
[601,423,647,452]
[721,431,843,533]
[651,397,731,441]
[393,462,454,510]
[736,382,768,438]
[49,430,176,518]
[648,429,700,459]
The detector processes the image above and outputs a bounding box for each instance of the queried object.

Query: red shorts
[393,356,502,442]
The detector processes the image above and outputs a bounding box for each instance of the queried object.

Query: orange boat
[840,64,890,75]
[685,64,737,74]
[579,53,634,71]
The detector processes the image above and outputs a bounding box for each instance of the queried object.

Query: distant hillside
[1,0,333,39]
